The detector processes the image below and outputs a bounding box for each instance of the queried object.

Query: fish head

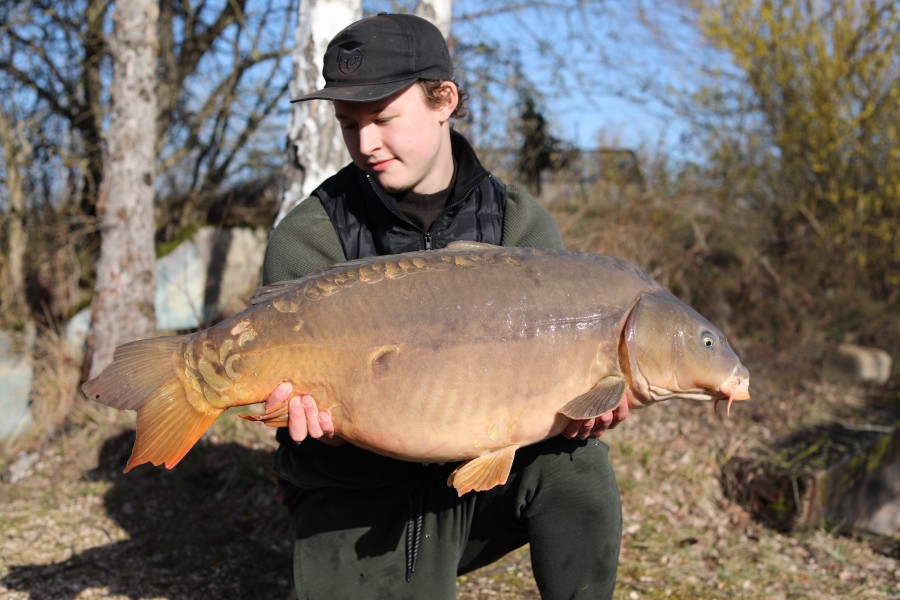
[622,291,750,410]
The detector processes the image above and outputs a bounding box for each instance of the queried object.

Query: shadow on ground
[2,430,293,599]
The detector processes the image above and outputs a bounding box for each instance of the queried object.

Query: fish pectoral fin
[559,376,626,420]
[447,445,519,496]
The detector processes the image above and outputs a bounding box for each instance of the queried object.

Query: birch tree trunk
[88,0,159,378]
[415,0,452,38]
[277,0,360,225]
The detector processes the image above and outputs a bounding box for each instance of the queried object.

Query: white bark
[277,0,361,226]
[89,0,158,378]
[415,0,452,39]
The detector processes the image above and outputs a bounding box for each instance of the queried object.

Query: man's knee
[514,439,622,598]
[516,437,621,515]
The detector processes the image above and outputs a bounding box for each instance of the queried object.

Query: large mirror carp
[84,242,750,495]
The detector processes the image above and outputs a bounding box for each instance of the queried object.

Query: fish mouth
[715,365,751,416]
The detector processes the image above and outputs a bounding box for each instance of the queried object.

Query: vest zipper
[366,172,494,252]
[421,173,493,250]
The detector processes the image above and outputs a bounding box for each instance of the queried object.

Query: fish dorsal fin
[251,244,505,305]
[249,259,379,305]
[446,241,501,251]
[250,248,461,306]
[250,279,304,305]
[447,445,518,496]
[559,376,626,420]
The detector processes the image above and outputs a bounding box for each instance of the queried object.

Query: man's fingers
[562,419,581,438]
[266,381,293,411]
[283,391,336,444]
[287,396,308,443]
[578,418,596,439]
[586,413,615,438]
[318,411,335,437]
[302,395,324,438]
[609,400,630,429]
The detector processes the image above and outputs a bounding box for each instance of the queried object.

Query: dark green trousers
[288,437,622,600]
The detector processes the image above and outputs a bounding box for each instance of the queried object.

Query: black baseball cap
[290,13,454,103]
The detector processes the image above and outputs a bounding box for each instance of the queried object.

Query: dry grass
[0,396,294,599]
[1,330,896,599]
[1,178,898,599]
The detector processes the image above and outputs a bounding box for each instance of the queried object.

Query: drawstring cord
[405,487,424,582]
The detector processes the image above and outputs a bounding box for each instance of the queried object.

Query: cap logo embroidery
[338,47,363,75]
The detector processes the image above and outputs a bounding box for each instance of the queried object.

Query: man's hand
[266,382,343,445]
[562,397,630,439]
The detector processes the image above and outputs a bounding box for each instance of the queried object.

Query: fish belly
[297,333,605,463]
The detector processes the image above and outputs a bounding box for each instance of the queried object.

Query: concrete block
[825,343,893,385]
[0,330,34,439]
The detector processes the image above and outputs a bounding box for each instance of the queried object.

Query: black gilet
[311,131,506,259]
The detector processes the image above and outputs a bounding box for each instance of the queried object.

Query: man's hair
[419,80,469,119]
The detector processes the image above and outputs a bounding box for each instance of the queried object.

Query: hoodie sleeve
[501,183,565,250]
[262,198,347,285]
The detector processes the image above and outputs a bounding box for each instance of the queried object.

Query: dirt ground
[1,371,898,599]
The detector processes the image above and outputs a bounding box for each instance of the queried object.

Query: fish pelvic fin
[447,445,518,496]
[83,335,223,472]
[241,398,289,428]
[559,375,626,420]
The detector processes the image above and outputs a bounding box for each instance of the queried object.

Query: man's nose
[358,123,382,155]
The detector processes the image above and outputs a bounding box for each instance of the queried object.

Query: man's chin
[370,173,410,195]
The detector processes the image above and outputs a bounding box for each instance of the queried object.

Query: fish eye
[701,332,715,348]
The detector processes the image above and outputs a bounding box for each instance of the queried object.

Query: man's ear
[436,82,459,122]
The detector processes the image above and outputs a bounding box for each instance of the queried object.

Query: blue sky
[442,1,722,156]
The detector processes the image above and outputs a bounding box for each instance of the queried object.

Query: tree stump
[722,403,899,543]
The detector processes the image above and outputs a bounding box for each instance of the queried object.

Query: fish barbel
[83,242,750,495]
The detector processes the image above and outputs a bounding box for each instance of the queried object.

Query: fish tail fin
[83,335,223,472]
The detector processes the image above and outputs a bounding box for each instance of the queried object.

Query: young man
[262,13,628,599]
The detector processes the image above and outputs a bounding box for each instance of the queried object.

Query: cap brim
[290,79,417,103]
